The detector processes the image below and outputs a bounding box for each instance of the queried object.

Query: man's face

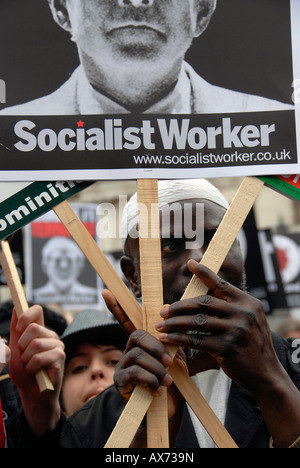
[63,0,207,72]
[43,245,84,291]
[122,199,245,305]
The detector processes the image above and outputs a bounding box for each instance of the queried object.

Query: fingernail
[188,259,199,270]
[162,353,173,367]
[159,333,168,342]
[160,305,169,318]
[163,374,173,387]
[155,321,165,331]
[155,387,162,397]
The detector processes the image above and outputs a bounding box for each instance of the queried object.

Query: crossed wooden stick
[0,176,264,448]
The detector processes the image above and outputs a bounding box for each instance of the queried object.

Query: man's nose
[117,0,154,6]
[189,248,204,265]
[182,249,204,276]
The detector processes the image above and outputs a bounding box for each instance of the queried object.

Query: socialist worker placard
[0,0,299,181]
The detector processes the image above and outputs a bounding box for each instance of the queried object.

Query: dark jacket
[9,334,300,448]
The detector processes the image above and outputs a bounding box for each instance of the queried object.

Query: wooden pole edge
[53,201,143,329]
[137,179,169,448]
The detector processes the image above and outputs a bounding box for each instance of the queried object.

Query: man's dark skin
[104,199,300,448]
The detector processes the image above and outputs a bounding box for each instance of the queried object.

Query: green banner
[259,175,300,202]
[0,181,93,240]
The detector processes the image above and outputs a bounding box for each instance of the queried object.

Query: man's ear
[47,0,72,33]
[195,0,217,37]
[120,255,142,298]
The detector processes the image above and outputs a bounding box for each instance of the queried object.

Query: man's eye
[162,242,179,253]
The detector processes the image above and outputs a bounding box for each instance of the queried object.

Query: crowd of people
[0,178,299,448]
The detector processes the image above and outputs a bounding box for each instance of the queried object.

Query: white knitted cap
[121,179,229,247]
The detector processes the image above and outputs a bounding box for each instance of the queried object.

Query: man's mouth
[107,23,166,41]
[57,271,71,280]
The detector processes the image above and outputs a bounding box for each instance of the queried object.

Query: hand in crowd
[9,305,65,435]
[104,261,300,448]
[155,259,283,395]
[103,290,187,441]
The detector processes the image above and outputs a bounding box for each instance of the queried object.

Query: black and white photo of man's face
[49,0,216,109]
[41,237,85,292]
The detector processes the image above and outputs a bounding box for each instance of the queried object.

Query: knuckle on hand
[187,331,205,349]
[29,353,43,370]
[194,313,208,328]
[129,330,149,351]
[197,295,213,307]
[215,276,230,294]
[129,347,146,365]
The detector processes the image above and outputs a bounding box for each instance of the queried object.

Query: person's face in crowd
[50,0,216,109]
[61,343,123,416]
[43,246,84,293]
[122,199,245,305]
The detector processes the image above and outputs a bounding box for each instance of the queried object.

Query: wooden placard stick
[137,178,169,448]
[181,177,265,300]
[53,192,229,448]
[168,359,237,448]
[105,176,264,448]
[0,240,54,393]
[53,198,169,446]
